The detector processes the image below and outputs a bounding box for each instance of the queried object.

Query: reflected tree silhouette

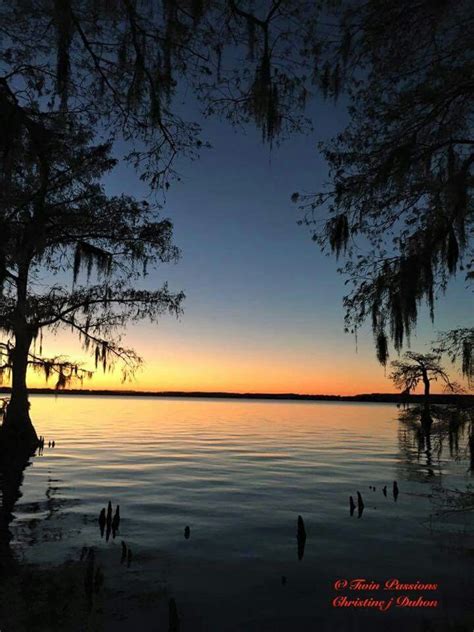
[0,443,34,571]
[397,403,473,482]
[0,444,106,631]
[296,515,306,561]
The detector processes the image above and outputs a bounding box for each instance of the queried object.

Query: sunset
[0,1,473,631]
[22,119,473,396]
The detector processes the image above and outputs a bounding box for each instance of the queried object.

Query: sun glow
[18,327,458,396]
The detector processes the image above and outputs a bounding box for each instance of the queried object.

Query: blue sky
[40,94,473,393]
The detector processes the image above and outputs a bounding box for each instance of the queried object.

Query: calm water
[4,397,474,630]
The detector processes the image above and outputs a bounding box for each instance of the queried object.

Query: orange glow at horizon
[18,328,462,397]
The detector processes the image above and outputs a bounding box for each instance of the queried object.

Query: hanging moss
[446,228,459,274]
[246,33,282,144]
[328,213,349,257]
[73,241,113,284]
[53,0,73,108]
[0,106,183,400]
[462,338,473,385]
[375,329,389,366]
[434,328,474,387]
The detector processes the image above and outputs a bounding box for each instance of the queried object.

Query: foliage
[0,0,339,186]
[433,328,474,388]
[295,0,473,376]
[0,0,354,398]
[0,94,183,389]
[390,352,461,397]
[0,0,360,395]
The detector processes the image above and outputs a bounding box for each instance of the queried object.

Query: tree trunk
[422,369,430,402]
[2,328,37,446]
[420,368,433,432]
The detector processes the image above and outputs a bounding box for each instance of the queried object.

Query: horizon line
[1,387,471,403]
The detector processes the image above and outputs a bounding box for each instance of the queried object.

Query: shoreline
[0,387,472,405]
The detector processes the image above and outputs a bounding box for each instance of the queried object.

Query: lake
[1,396,473,631]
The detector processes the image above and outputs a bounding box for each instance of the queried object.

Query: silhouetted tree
[0,0,336,187]
[296,0,473,377]
[1,0,350,443]
[433,328,474,389]
[390,352,460,404]
[0,96,183,443]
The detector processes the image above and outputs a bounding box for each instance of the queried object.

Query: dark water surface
[2,397,473,630]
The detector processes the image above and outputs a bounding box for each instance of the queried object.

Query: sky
[27,97,473,395]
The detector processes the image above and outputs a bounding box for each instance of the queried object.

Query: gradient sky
[28,97,473,394]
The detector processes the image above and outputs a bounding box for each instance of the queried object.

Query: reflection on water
[398,404,473,480]
[0,444,33,569]
[0,396,472,630]
[296,514,306,560]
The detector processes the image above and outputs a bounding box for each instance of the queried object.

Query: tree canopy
[0,0,346,432]
[0,93,183,394]
[295,0,473,383]
[0,0,349,399]
[433,328,474,389]
[390,351,460,399]
[0,0,334,186]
